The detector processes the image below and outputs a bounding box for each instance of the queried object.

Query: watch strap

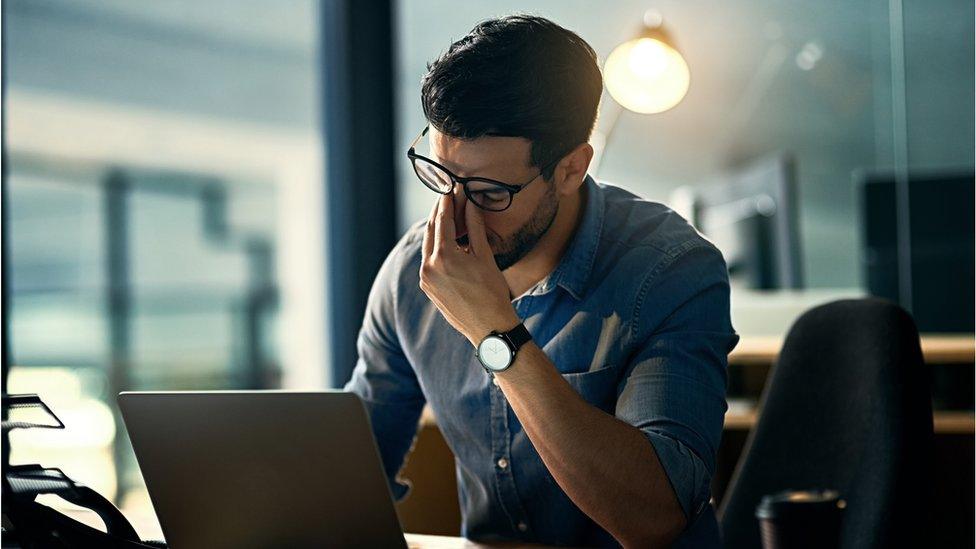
[499,322,532,353]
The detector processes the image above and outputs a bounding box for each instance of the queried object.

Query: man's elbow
[616,504,686,548]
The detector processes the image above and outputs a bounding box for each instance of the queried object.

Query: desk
[406,533,562,548]
[722,407,975,434]
[726,334,975,434]
[729,333,975,365]
[50,507,560,549]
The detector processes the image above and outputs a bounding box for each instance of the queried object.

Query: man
[345,15,738,548]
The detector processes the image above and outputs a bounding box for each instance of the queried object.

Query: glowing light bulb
[604,37,690,114]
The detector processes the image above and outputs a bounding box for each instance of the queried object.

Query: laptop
[118,391,408,549]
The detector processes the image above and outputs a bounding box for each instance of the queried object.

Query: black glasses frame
[406,126,558,212]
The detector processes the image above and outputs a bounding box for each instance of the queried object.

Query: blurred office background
[3,0,326,521]
[2,0,973,543]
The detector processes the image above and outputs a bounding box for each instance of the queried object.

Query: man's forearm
[493,341,687,547]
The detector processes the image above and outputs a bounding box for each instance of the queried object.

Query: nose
[451,185,468,238]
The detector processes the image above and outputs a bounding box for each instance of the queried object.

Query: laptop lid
[118,390,407,549]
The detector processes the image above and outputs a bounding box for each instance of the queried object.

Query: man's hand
[419,193,520,347]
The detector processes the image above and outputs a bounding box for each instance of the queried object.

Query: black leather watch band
[496,323,532,353]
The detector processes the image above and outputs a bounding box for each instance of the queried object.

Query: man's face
[427,127,559,271]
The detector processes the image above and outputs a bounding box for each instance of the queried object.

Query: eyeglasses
[407,126,556,212]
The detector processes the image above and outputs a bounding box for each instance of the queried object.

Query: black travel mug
[755,489,846,549]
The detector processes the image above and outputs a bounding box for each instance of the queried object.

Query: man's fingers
[422,197,438,259]
[433,192,456,251]
[464,198,491,257]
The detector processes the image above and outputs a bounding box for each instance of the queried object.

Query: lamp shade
[604,24,690,114]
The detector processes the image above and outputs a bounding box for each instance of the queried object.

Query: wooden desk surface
[60,507,558,548]
[722,409,974,434]
[730,334,975,365]
[406,533,561,548]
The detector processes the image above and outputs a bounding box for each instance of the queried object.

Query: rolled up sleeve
[343,237,426,502]
[615,243,739,525]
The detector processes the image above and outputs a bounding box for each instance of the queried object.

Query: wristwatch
[476,323,532,374]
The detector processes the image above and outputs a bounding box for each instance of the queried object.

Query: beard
[490,183,559,271]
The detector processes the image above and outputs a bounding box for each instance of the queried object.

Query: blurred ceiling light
[796,41,824,71]
[604,10,690,114]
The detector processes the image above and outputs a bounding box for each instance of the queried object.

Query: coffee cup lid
[755,489,846,519]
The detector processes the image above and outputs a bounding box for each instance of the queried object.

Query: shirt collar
[532,174,604,301]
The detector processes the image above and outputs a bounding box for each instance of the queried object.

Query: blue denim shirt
[345,175,739,547]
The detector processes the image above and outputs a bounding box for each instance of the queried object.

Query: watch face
[478,335,513,371]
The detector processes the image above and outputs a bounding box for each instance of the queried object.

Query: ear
[551,142,593,197]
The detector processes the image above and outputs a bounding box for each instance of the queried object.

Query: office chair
[719,298,933,548]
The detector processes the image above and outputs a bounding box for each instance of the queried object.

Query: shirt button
[496,457,509,469]
[517,522,528,532]
[492,377,500,387]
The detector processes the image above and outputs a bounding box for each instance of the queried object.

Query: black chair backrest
[719,298,933,548]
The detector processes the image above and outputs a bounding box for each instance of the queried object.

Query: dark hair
[421,14,603,180]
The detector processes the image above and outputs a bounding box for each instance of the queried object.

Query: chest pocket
[560,365,620,414]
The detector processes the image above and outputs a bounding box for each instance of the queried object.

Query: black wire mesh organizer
[2,393,167,548]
